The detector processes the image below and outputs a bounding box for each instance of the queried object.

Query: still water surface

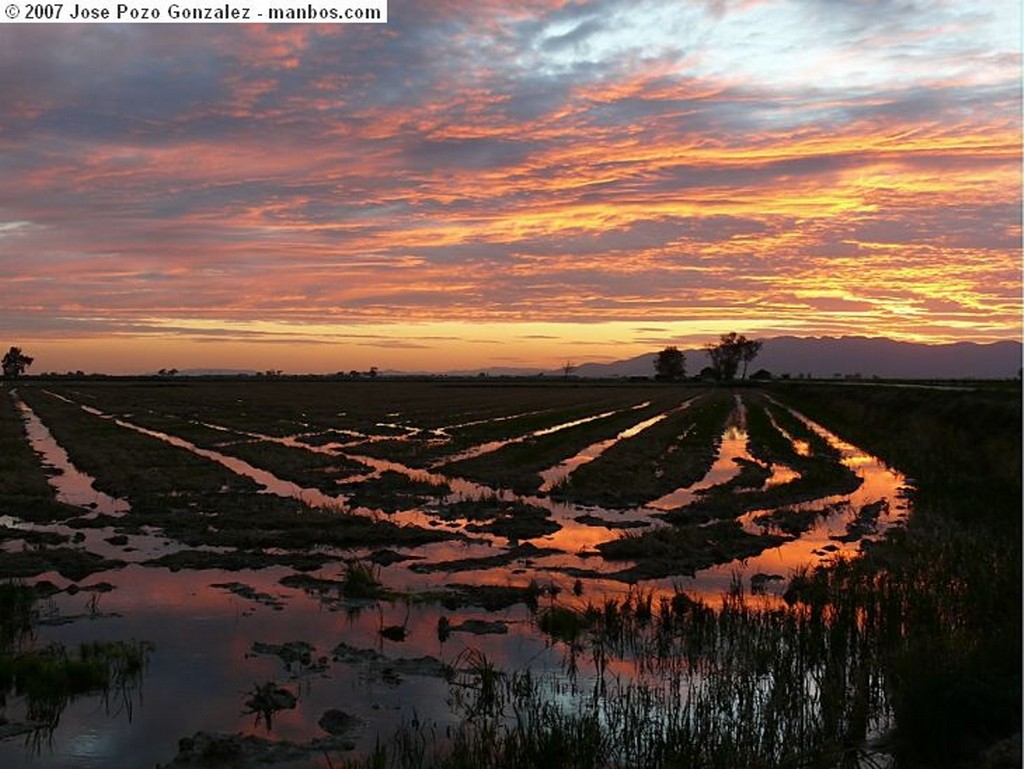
[1,390,909,769]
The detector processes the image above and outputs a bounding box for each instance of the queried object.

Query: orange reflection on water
[764,463,800,488]
[677,403,911,607]
[649,397,751,510]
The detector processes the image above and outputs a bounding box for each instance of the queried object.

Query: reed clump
[1,636,152,743]
[342,578,895,769]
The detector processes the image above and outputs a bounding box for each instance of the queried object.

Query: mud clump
[242,682,297,729]
[341,470,449,513]
[145,549,331,572]
[409,542,562,575]
[159,730,357,768]
[331,641,450,681]
[597,520,788,581]
[0,547,125,581]
[318,708,362,736]
[430,582,542,611]
[449,618,510,635]
[212,582,285,610]
[369,548,421,566]
[250,641,329,675]
[0,526,69,547]
[462,502,561,540]
[573,513,649,530]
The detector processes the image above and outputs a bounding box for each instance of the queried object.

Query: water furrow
[647,395,751,510]
[32,389,909,603]
[669,398,912,599]
[42,392,351,510]
[12,391,130,516]
[536,400,693,493]
[435,402,651,466]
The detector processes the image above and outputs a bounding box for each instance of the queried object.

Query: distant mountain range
[568,337,1022,380]
[137,337,1020,380]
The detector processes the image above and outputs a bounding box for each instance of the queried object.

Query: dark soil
[408,543,562,575]
[597,520,787,581]
[0,548,126,581]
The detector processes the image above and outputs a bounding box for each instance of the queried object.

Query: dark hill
[573,337,1022,380]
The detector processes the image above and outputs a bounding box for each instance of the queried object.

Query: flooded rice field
[0,379,916,768]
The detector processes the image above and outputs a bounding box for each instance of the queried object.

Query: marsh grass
[0,583,152,748]
[347,495,1019,769]
[0,638,152,746]
[773,384,1021,765]
[0,582,36,651]
[785,529,1021,766]
[344,560,385,599]
[342,580,896,769]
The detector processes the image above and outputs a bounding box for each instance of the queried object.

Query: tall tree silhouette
[739,338,763,380]
[654,347,686,381]
[704,334,763,381]
[2,347,34,379]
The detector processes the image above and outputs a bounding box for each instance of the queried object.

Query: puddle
[11,391,129,516]
[0,563,535,769]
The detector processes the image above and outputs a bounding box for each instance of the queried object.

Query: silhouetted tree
[739,338,763,380]
[704,334,740,381]
[654,346,686,381]
[704,333,763,381]
[2,346,34,379]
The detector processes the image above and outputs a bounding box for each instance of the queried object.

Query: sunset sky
[1,1,1021,374]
